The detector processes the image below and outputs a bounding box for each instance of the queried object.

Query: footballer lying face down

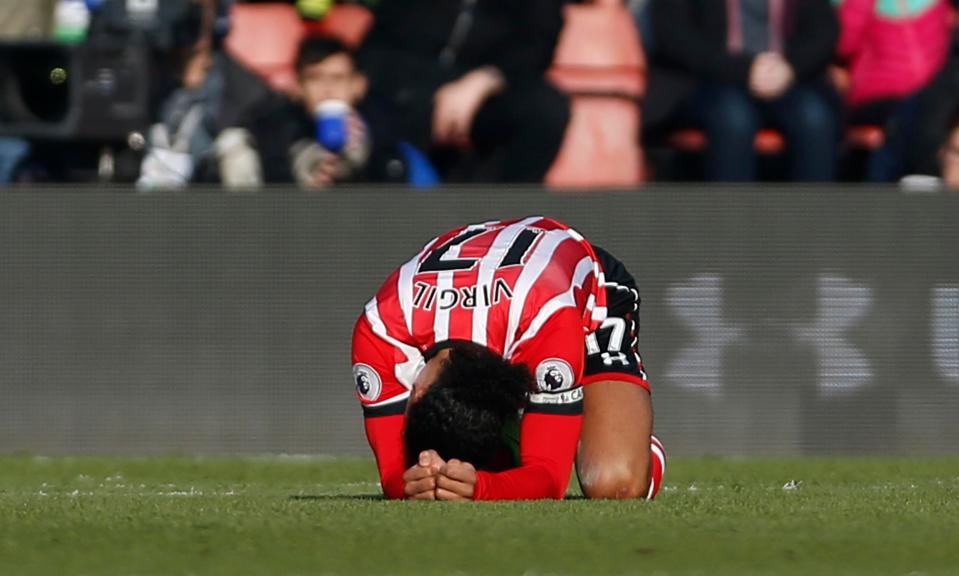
[352,216,666,501]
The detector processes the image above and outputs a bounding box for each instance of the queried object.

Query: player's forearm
[364,414,408,499]
[473,412,582,500]
[380,469,407,500]
[474,464,568,500]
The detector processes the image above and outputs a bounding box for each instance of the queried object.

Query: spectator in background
[836,0,952,182]
[136,0,274,189]
[650,0,839,182]
[249,37,428,188]
[357,0,569,183]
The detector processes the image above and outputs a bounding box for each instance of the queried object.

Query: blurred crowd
[1,0,959,189]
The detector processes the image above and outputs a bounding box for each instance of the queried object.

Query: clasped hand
[749,52,794,100]
[402,450,477,501]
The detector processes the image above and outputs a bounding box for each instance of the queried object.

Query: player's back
[367,216,607,359]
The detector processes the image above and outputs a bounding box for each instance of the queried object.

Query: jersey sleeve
[582,281,651,391]
[352,315,414,499]
[473,307,586,500]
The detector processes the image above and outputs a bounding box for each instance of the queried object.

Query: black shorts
[582,246,650,391]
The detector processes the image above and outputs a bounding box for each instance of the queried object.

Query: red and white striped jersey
[351,216,611,500]
[353,216,608,412]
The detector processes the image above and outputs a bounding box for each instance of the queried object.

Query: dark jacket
[358,0,564,88]
[651,0,838,86]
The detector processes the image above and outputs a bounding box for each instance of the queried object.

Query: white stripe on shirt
[502,230,570,354]
[472,216,542,346]
[506,255,595,358]
[398,237,439,336]
[364,297,423,389]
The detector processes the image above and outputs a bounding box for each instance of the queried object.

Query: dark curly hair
[404,341,531,468]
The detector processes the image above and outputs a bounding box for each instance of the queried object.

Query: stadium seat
[303,4,374,49]
[667,125,885,155]
[828,65,886,151]
[846,125,885,150]
[547,98,643,188]
[668,128,786,155]
[664,62,888,157]
[546,3,646,188]
[225,3,306,95]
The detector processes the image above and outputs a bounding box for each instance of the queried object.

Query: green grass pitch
[1,456,957,575]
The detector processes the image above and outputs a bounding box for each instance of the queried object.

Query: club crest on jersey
[535,359,575,392]
[353,364,382,401]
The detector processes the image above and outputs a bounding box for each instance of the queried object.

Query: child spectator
[247,36,428,187]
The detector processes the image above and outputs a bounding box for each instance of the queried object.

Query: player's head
[404,341,531,468]
[295,36,367,111]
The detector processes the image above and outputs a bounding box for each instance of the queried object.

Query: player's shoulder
[434,216,580,237]
[526,216,576,232]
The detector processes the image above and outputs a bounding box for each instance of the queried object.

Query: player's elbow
[580,467,650,500]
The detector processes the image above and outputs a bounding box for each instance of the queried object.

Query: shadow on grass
[289,494,383,501]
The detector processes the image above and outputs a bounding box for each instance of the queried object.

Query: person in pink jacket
[835,0,952,180]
